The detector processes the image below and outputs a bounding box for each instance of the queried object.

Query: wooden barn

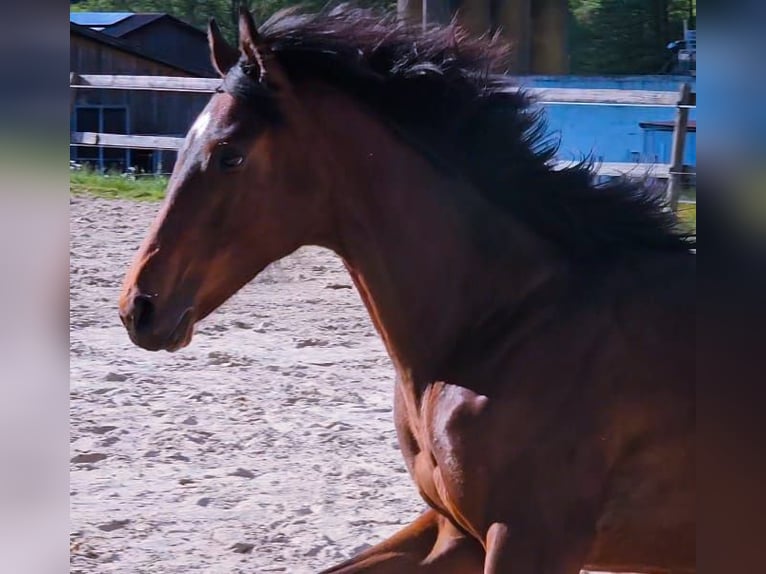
[70,12,215,77]
[70,14,215,173]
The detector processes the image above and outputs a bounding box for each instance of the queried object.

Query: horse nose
[120,293,155,336]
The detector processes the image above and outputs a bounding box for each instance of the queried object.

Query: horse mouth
[164,307,196,352]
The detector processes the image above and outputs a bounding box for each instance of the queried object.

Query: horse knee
[422,514,484,572]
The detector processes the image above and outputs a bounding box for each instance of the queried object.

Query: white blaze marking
[189,111,211,140]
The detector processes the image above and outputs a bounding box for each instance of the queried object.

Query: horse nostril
[131,294,155,334]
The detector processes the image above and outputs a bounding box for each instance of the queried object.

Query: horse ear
[237,7,291,90]
[238,7,265,68]
[207,18,238,77]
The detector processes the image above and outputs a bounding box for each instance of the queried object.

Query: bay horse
[118,6,695,573]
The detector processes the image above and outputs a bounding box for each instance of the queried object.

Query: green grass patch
[70,169,167,201]
[677,202,696,234]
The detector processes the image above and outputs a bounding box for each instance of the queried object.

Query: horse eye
[219,150,244,171]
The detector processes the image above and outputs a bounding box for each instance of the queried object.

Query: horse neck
[309,87,559,387]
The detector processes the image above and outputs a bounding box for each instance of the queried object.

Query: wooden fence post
[70,72,79,124]
[70,73,76,109]
[666,83,692,212]
[70,73,78,164]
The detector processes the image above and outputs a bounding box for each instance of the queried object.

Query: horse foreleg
[484,521,591,574]
[483,522,513,573]
[320,508,484,573]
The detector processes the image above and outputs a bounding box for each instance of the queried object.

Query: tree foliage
[71,0,695,74]
[569,0,696,74]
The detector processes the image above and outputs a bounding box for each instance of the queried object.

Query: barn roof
[70,12,206,39]
[70,12,134,30]
[100,13,167,36]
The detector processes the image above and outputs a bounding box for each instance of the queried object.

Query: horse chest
[394,380,490,532]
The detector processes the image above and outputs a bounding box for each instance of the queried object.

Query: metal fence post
[666,83,692,212]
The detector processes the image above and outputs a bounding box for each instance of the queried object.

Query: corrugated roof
[70,12,133,27]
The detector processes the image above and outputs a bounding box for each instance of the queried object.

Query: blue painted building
[519,75,696,167]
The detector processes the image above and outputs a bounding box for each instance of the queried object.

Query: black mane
[225,4,695,256]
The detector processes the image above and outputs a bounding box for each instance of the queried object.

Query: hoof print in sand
[71,452,108,464]
[230,542,255,554]
[98,519,130,532]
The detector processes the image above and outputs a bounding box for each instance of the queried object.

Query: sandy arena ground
[70,194,424,573]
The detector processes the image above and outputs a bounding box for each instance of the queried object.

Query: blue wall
[519,75,696,166]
